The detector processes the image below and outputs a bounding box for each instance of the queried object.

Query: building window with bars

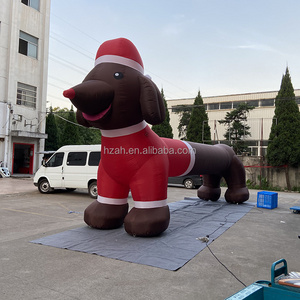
[17,82,37,108]
[19,31,38,59]
[21,0,40,11]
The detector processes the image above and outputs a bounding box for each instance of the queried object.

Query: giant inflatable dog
[63,38,249,237]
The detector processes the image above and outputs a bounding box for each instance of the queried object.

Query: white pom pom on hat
[95,38,144,74]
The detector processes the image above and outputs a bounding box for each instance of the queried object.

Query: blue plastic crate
[257,191,278,209]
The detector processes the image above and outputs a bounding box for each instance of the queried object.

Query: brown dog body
[63,38,249,237]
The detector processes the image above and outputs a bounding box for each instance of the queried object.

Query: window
[88,152,101,166]
[246,100,259,107]
[220,102,232,109]
[47,153,64,167]
[19,31,38,59]
[207,103,219,110]
[21,0,40,11]
[232,101,244,108]
[246,141,258,147]
[251,148,258,156]
[261,147,267,157]
[17,82,37,108]
[260,99,275,107]
[67,152,87,166]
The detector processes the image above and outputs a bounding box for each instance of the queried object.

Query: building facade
[167,89,300,156]
[0,0,51,174]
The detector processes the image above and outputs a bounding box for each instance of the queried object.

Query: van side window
[47,152,64,167]
[88,152,101,166]
[67,152,87,166]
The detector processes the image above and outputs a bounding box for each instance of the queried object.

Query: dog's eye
[114,72,124,80]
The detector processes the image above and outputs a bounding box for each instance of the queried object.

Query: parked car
[33,145,101,198]
[168,175,203,189]
[0,167,10,178]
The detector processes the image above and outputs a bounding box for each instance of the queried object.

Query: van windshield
[46,152,64,167]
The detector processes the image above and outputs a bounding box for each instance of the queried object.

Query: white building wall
[0,0,50,174]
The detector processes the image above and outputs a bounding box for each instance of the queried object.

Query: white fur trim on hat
[95,54,144,74]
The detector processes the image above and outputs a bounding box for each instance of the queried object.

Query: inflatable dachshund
[63,38,249,237]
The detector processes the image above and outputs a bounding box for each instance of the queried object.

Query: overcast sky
[47,0,300,109]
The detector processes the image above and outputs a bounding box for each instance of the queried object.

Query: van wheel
[38,179,53,193]
[88,181,98,199]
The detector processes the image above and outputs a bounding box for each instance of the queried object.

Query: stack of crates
[257,191,278,209]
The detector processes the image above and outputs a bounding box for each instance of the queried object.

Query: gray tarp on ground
[31,198,254,271]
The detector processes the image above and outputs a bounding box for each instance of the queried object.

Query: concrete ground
[0,177,299,300]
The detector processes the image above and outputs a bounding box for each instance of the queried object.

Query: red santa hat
[95,38,144,74]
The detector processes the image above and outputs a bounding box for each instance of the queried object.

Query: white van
[33,145,101,198]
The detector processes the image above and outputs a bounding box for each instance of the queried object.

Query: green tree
[186,91,211,143]
[172,105,192,140]
[53,107,69,147]
[152,89,173,138]
[53,107,102,146]
[267,67,300,190]
[78,126,102,144]
[61,105,80,146]
[218,103,254,154]
[45,107,59,151]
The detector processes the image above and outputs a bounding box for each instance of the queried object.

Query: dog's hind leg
[205,144,249,203]
[186,143,249,203]
[186,143,231,201]
[222,155,249,204]
[198,154,249,204]
[197,174,222,201]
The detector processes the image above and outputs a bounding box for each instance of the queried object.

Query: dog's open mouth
[82,104,112,121]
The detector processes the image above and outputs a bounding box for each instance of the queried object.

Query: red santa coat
[97,121,195,208]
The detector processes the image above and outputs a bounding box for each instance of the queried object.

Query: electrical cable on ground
[206,239,247,287]
[197,210,247,288]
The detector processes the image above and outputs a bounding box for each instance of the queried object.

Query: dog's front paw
[124,206,170,237]
[84,201,128,229]
[224,187,249,204]
[197,185,221,201]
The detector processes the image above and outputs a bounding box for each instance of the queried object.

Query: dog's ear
[76,110,92,127]
[139,75,165,125]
